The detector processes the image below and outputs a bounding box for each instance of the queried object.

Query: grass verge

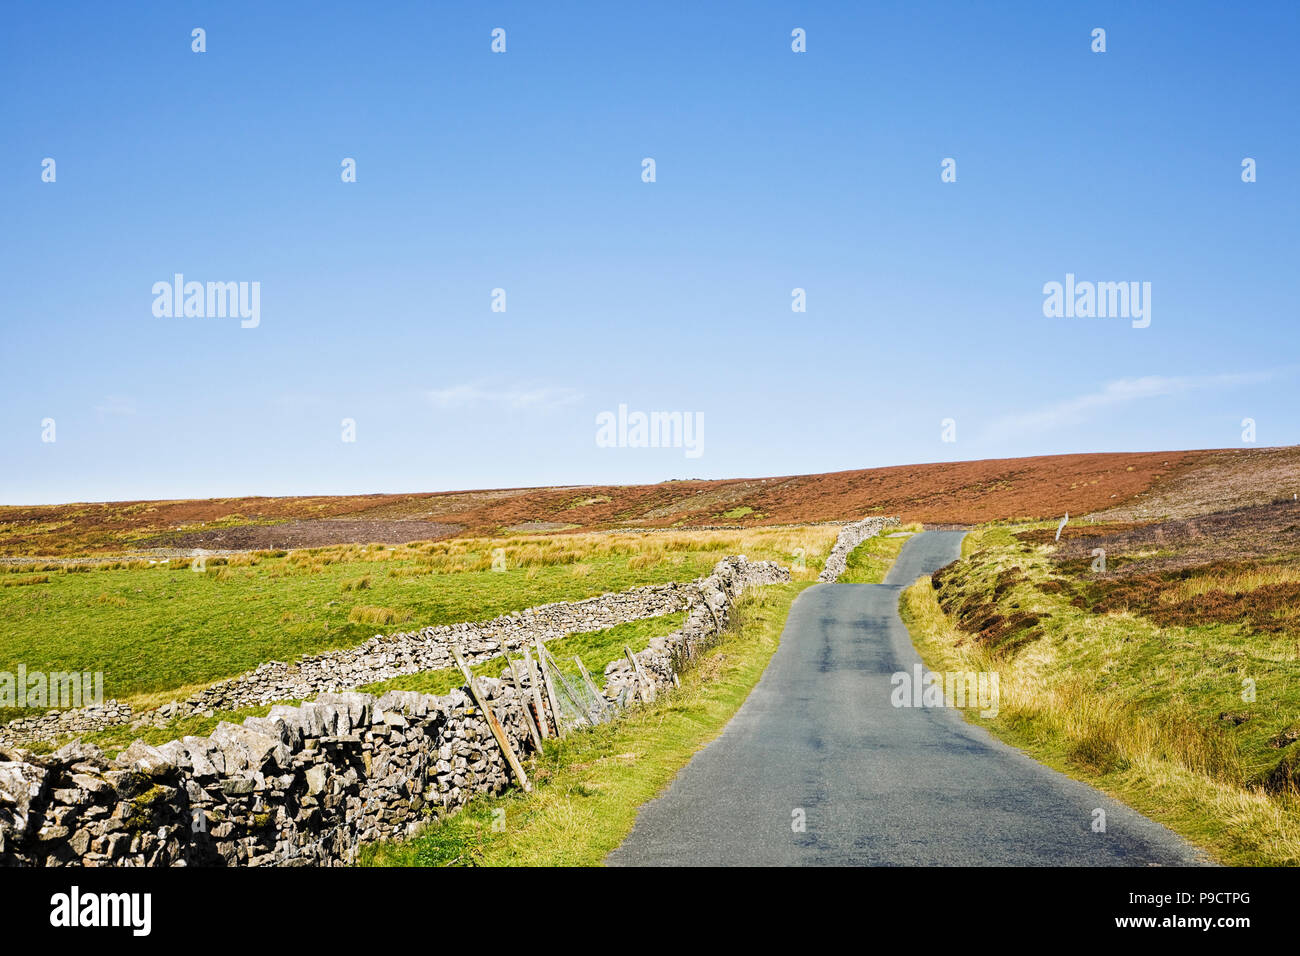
[359,581,810,866]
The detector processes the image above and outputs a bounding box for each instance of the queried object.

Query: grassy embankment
[900,522,1300,865]
[361,581,808,866]
[1,526,834,729]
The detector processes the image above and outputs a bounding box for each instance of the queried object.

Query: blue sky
[3,1,1297,505]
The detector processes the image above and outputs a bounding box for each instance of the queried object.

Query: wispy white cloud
[985,371,1276,439]
[425,383,583,411]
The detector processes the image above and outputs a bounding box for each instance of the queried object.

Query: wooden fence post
[450,642,531,792]
[523,646,551,740]
[533,637,566,739]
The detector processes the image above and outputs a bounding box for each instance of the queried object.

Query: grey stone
[115,740,175,777]
[211,722,287,772]
[304,765,328,795]
[221,776,256,795]
[180,736,223,778]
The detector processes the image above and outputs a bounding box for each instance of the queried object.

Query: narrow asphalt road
[608,531,1207,866]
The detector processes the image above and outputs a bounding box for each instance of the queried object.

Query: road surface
[608,531,1207,866]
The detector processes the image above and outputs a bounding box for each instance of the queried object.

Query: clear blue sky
[3,1,1297,505]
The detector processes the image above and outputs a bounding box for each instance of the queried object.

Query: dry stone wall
[817,516,902,582]
[0,556,788,867]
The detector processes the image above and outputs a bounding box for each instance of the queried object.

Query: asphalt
[608,531,1208,866]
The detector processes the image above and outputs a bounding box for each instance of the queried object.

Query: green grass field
[360,581,808,866]
[0,527,834,720]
